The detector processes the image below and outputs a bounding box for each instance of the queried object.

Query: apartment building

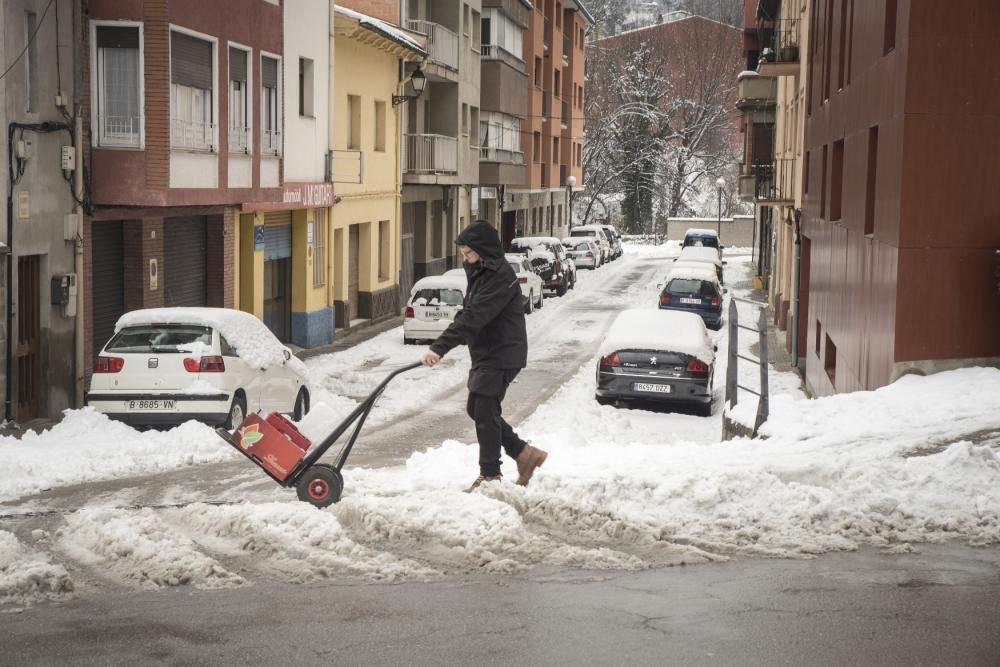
[800,0,1000,394]
[1,0,79,421]
[508,0,591,242]
[400,0,482,283]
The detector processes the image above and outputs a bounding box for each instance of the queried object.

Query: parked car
[508,237,575,295]
[571,224,622,259]
[676,245,724,284]
[562,237,601,269]
[569,228,611,263]
[403,275,467,344]
[595,309,715,416]
[658,265,724,330]
[87,308,310,429]
[506,253,545,313]
[682,228,723,259]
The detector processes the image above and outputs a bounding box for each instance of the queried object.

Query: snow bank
[0,530,74,607]
[410,276,468,294]
[599,309,715,364]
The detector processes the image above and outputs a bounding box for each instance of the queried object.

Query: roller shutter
[91,222,124,358]
[164,216,208,307]
[262,212,292,260]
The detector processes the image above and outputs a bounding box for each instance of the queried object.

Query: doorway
[502,210,517,251]
[348,225,360,321]
[16,255,41,420]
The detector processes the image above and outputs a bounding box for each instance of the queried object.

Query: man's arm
[428,270,517,358]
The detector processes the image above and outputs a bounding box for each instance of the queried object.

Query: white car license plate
[633,382,671,394]
[426,310,451,320]
[679,297,702,305]
[128,399,176,411]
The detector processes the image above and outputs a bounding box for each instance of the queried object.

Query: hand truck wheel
[296,464,344,508]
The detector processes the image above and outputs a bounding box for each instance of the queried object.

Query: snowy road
[2,244,1000,621]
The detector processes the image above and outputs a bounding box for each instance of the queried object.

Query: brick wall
[207,211,235,308]
[144,0,169,189]
[338,0,399,24]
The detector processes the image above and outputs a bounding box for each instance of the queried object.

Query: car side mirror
[283,348,292,362]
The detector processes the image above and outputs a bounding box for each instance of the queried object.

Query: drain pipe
[790,207,802,367]
[73,0,86,406]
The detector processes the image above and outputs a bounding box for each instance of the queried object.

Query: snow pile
[0,530,74,606]
[409,276,467,295]
[0,409,237,503]
[59,507,245,590]
[117,307,305,373]
[599,309,715,364]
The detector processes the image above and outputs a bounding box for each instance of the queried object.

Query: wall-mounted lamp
[392,67,427,107]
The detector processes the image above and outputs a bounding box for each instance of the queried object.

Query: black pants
[466,367,526,476]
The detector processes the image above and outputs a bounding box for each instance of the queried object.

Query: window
[261,55,281,155]
[820,144,828,218]
[824,333,837,383]
[470,107,480,146]
[481,8,524,61]
[313,209,326,288]
[815,321,821,355]
[822,0,833,102]
[479,111,521,161]
[471,9,481,52]
[347,94,361,150]
[462,103,469,137]
[93,24,142,148]
[830,139,844,221]
[299,57,314,117]
[553,136,559,163]
[534,57,542,87]
[229,46,249,153]
[170,30,215,151]
[865,126,879,236]
[374,101,386,152]
[846,0,855,85]
[837,0,848,91]
[554,69,561,97]
[533,131,541,162]
[803,150,810,194]
[378,220,390,281]
[463,4,471,39]
[555,2,562,28]
[884,0,897,54]
[25,12,38,112]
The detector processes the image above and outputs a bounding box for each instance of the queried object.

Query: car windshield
[569,241,593,251]
[508,262,523,273]
[412,288,464,307]
[667,279,717,296]
[106,325,212,353]
[685,235,720,249]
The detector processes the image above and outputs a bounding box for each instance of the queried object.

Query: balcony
[758,18,801,77]
[405,133,458,174]
[407,20,459,71]
[736,72,777,110]
[480,146,524,164]
[171,118,215,152]
[749,158,795,204]
[481,44,525,73]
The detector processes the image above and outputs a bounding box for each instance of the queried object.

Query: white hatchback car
[87,308,310,429]
[562,237,602,269]
[505,253,544,314]
[403,274,467,344]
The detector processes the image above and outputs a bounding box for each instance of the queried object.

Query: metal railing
[760,18,801,65]
[261,128,282,156]
[404,133,458,173]
[97,115,142,148]
[407,20,459,70]
[171,118,215,152]
[479,146,524,164]
[480,44,525,72]
[753,158,795,202]
[328,149,363,184]
[229,126,249,154]
[725,297,770,436]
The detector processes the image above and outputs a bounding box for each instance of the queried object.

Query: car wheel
[698,401,713,418]
[536,291,544,308]
[525,291,534,314]
[293,388,310,421]
[556,279,568,296]
[595,395,615,406]
[225,391,247,430]
[295,464,344,508]
[403,337,416,345]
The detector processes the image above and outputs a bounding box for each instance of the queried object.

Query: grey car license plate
[632,382,671,394]
[128,400,176,410]
[425,310,452,319]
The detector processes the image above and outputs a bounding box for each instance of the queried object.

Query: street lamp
[392,66,427,106]
[566,174,577,230]
[715,176,726,238]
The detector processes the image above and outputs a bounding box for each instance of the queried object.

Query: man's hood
[455,220,503,260]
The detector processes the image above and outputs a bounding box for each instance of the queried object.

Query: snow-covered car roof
[115,308,307,374]
[443,268,467,279]
[665,264,721,286]
[562,237,599,246]
[575,224,619,234]
[505,253,530,265]
[684,228,719,238]
[678,246,723,266]
[600,309,714,364]
[410,275,467,293]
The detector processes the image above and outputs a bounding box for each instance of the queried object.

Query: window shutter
[229,47,246,82]
[262,56,278,88]
[96,26,139,49]
[171,31,213,89]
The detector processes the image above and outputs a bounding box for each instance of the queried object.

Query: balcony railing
[758,18,801,75]
[97,115,141,148]
[171,118,215,152]
[479,146,524,164]
[405,133,458,174]
[261,129,281,156]
[408,20,459,71]
[481,44,525,72]
[752,158,796,203]
[229,125,249,154]
[736,72,777,109]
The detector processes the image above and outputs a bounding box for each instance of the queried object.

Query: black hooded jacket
[429,221,528,370]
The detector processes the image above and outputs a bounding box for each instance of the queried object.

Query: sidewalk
[293,314,404,361]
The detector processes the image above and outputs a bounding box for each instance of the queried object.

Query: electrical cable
[0,0,55,83]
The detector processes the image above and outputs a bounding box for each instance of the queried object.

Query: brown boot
[464,474,502,493]
[515,444,548,486]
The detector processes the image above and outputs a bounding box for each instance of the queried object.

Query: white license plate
[425,311,452,320]
[128,399,176,411]
[679,297,702,305]
[633,382,671,394]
